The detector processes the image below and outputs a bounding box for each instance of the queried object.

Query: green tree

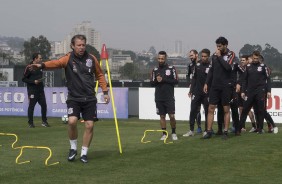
[23,35,51,63]
[123,50,136,61]
[137,55,150,62]
[86,44,101,61]
[119,63,139,80]
[239,44,262,56]
[261,43,282,72]
[146,56,157,69]
[148,46,157,55]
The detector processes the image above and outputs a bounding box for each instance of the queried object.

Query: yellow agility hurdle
[141,130,173,144]
[16,146,59,166]
[0,133,21,149]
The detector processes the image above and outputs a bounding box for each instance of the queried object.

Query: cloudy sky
[0,0,281,54]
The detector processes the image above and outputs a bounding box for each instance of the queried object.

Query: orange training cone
[101,44,109,60]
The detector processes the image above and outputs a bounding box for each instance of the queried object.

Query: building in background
[54,21,101,56]
[108,51,133,80]
[174,40,183,56]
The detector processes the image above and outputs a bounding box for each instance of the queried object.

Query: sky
[1,0,282,55]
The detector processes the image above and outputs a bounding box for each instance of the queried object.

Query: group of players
[151,36,278,141]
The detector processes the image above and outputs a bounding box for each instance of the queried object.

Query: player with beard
[150,51,179,141]
[258,55,278,133]
[22,53,49,128]
[239,51,271,134]
[237,55,257,132]
[203,36,235,139]
[183,49,210,137]
[187,50,202,133]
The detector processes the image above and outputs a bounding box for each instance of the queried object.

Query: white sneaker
[160,134,167,141]
[171,133,178,141]
[273,127,278,134]
[249,127,256,133]
[241,128,247,132]
[202,131,207,137]
[183,130,194,137]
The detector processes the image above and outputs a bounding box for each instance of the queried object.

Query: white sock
[81,146,88,156]
[69,139,77,150]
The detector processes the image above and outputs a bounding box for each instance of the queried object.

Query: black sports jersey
[64,52,97,101]
[237,64,245,86]
[150,63,178,101]
[187,61,196,84]
[42,51,108,102]
[190,60,210,95]
[241,63,271,93]
[22,62,44,94]
[205,49,235,88]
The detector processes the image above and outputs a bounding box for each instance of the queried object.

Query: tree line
[240,43,282,77]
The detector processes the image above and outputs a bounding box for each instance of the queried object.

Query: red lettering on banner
[267,97,272,109]
[267,96,280,110]
[274,96,280,110]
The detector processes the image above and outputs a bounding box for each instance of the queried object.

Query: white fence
[139,88,282,123]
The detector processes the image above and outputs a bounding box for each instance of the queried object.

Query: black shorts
[155,100,175,115]
[66,100,98,121]
[209,87,232,106]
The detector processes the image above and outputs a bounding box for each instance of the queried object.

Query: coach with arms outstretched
[29,34,110,163]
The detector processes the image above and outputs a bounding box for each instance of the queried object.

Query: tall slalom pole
[96,44,122,154]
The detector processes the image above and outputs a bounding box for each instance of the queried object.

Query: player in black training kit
[22,53,49,128]
[187,50,202,133]
[258,55,278,134]
[237,55,257,132]
[217,59,242,135]
[183,49,210,137]
[203,37,235,139]
[151,51,179,141]
[239,51,271,134]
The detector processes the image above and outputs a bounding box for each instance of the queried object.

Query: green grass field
[1,116,282,184]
